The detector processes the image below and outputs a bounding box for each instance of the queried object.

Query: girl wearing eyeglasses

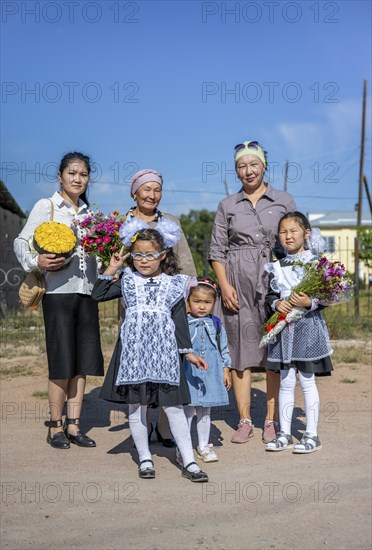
[91,219,209,483]
[101,168,196,448]
[209,141,296,445]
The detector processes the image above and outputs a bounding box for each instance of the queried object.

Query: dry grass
[332,343,371,366]
[341,377,358,384]
[31,390,48,399]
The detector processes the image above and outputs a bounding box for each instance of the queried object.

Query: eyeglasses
[234,141,260,153]
[130,251,164,262]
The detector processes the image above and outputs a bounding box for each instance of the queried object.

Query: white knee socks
[196,407,211,449]
[279,369,319,436]
[184,406,211,450]
[298,371,319,436]
[128,404,152,471]
[163,405,199,472]
[279,369,297,435]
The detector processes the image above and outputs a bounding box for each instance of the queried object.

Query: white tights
[279,369,319,436]
[184,406,211,450]
[128,404,199,472]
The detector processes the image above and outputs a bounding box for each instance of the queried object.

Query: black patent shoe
[64,418,96,448]
[45,419,70,449]
[155,424,176,448]
[182,462,209,483]
[138,459,155,479]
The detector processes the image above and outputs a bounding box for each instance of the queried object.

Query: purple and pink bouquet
[259,256,354,348]
[75,207,126,268]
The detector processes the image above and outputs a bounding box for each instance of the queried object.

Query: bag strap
[210,314,222,355]
[48,199,54,221]
[254,208,275,257]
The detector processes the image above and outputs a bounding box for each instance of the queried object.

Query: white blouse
[14,191,98,295]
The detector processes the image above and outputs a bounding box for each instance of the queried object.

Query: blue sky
[1,0,371,218]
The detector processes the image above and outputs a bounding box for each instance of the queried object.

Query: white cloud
[277,122,325,158]
[277,98,370,161]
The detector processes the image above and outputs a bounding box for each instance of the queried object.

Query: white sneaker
[196,444,219,463]
[175,447,183,467]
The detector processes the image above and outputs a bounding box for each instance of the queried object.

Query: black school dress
[264,252,333,377]
[91,270,193,405]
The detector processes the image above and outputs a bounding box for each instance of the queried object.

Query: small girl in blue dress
[181,278,232,463]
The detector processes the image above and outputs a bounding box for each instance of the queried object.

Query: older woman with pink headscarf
[100,169,196,446]
[126,169,196,276]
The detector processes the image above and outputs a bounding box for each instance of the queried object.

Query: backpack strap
[210,314,222,355]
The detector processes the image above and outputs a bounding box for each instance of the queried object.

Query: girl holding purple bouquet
[264,212,334,454]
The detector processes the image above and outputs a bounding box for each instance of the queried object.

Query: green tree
[358,227,372,269]
[179,209,216,277]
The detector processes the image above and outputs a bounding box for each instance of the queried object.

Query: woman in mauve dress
[209,141,296,445]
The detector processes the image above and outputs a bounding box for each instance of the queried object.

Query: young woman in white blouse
[14,152,104,449]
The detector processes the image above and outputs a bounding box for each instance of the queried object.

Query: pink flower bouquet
[259,256,354,348]
[75,207,125,268]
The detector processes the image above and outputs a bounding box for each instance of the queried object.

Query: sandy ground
[1,339,371,550]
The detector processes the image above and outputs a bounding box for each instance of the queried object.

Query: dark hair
[278,211,311,233]
[127,229,180,275]
[189,277,218,300]
[58,152,91,206]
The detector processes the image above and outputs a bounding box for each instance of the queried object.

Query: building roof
[0,180,26,218]
[308,211,372,227]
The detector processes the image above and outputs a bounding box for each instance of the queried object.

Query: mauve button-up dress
[209,185,296,371]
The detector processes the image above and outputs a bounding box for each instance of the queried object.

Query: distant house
[0,180,26,314]
[308,211,372,281]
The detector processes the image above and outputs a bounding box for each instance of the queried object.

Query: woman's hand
[275,299,292,313]
[220,283,240,313]
[289,291,312,308]
[185,352,208,371]
[37,253,66,271]
[223,368,232,390]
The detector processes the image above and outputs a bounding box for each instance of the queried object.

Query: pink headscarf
[130,169,163,197]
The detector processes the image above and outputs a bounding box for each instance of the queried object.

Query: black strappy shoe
[64,418,96,448]
[155,424,176,448]
[45,419,70,449]
[138,459,156,479]
[181,462,209,483]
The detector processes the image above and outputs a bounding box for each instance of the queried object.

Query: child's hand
[289,291,312,308]
[275,299,292,313]
[185,352,208,371]
[223,368,232,390]
[104,247,130,276]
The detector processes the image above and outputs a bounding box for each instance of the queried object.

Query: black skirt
[267,356,333,377]
[42,293,104,380]
[100,337,191,406]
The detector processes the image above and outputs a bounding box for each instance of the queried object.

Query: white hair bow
[119,216,181,248]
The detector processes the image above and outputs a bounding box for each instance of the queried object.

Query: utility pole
[363,176,372,214]
[284,160,289,192]
[354,79,367,319]
[223,178,230,197]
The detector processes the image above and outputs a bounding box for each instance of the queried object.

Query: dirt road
[1,340,371,550]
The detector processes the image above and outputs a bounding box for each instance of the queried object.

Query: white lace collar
[283,250,314,263]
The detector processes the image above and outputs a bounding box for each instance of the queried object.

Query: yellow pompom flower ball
[34,221,77,256]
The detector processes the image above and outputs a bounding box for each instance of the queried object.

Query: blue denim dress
[183,315,231,407]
